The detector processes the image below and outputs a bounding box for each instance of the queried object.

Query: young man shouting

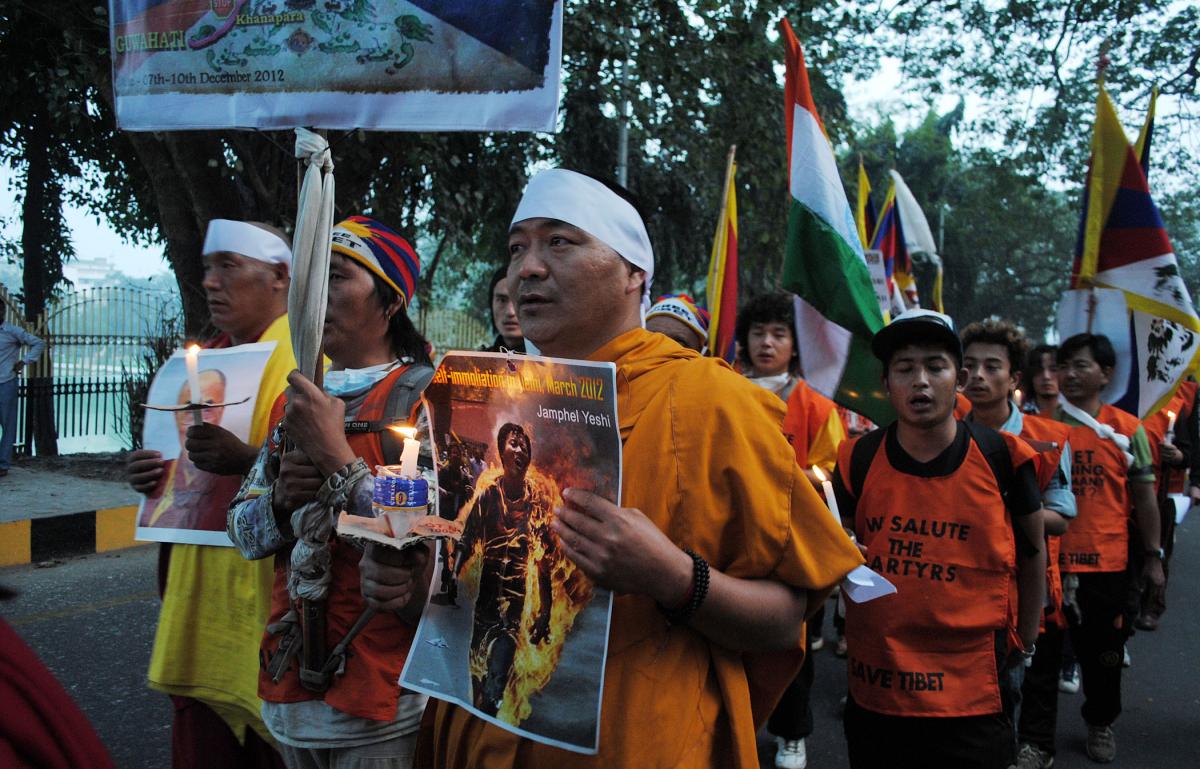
[835,309,1045,769]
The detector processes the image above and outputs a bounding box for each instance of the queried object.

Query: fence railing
[2,284,182,455]
[1,284,490,455]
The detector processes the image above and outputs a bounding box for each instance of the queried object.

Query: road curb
[0,505,149,567]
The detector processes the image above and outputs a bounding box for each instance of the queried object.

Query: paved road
[3,519,1199,768]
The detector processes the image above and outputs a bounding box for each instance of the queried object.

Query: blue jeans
[0,378,17,469]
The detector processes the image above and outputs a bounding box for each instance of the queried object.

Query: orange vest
[839,427,1034,717]
[1143,381,1196,495]
[1019,414,1072,630]
[781,379,837,468]
[953,391,972,420]
[258,367,419,721]
[1058,404,1142,574]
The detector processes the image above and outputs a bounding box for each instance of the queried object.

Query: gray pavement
[0,463,137,522]
[2,519,1198,768]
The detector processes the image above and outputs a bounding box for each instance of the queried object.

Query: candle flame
[389,425,417,439]
[811,465,827,483]
[186,343,200,356]
[1168,410,1176,419]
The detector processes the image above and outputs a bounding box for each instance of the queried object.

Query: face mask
[323,361,398,397]
[748,372,792,392]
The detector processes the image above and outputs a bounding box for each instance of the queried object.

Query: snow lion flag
[1068,82,1200,417]
[779,19,890,424]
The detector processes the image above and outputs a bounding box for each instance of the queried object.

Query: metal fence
[1,284,489,455]
[415,306,491,355]
[2,285,182,455]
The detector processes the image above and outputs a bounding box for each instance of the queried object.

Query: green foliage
[0,0,1194,342]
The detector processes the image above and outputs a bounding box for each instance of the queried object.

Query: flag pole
[706,144,737,354]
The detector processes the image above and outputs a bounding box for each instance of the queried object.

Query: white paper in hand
[1170,493,1190,525]
[841,565,897,604]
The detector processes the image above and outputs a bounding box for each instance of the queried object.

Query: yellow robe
[147,314,297,744]
[426,329,863,768]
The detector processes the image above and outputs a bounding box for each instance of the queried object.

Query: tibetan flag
[778,19,891,424]
[1069,82,1200,417]
[869,184,914,315]
[855,158,877,250]
[1134,86,1157,176]
[705,148,738,363]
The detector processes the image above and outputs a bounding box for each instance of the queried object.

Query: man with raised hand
[1050,333,1161,764]
[834,309,1045,769]
[125,219,296,769]
[394,169,862,769]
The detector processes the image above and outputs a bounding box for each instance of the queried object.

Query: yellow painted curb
[0,520,32,567]
[96,505,143,553]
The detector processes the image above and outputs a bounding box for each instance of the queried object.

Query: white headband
[511,169,654,316]
[203,219,292,270]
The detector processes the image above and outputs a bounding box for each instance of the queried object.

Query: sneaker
[1135,613,1160,631]
[834,636,848,657]
[1058,663,1080,694]
[810,636,825,652]
[1122,646,1131,668]
[1016,742,1055,769]
[775,737,807,769]
[1086,725,1116,763]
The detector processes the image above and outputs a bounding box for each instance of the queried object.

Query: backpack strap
[963,420,1014,503]
[375,365,435,466]
[848,427,888,500]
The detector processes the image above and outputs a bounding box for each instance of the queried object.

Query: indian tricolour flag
[779,19,891,424]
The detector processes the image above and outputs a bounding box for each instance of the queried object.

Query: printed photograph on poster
[109,0,563,132]
[136,342,275,546]
[401,351,619,755]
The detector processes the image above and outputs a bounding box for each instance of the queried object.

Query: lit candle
[185,344,203,425]
[1165,410,1177,444]
[393,426,420,478]
[812,466,842,526]
[1014,388,1023,406]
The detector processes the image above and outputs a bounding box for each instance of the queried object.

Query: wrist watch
[1145,547,1166,561]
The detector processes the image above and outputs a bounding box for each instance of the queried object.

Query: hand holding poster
[136,342,275,546]
[401,351,618,754]
[109,0,563,131]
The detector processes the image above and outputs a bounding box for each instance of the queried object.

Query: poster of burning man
[108,0,563,131]
[401,350,618,754]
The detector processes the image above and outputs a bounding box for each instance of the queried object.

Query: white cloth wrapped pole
[289,127,335,381]
[287,127,336,604]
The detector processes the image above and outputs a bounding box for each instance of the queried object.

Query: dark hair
[487,265,509,335]
[366,270,432,367]
[960,319,1028,373]
[497,422,530,455]
[735,291,798,372]
[1024,344,1057,382]
[1058,333,1116,370]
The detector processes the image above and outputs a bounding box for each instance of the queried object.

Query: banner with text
[109,0,563,131]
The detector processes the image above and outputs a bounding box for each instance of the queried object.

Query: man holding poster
[125,219,295,769]
[390,169,863,768]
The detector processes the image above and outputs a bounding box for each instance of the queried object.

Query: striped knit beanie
[330,215,420,306]
[646,293,711,339]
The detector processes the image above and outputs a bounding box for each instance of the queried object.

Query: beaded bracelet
[659,548,710,626]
